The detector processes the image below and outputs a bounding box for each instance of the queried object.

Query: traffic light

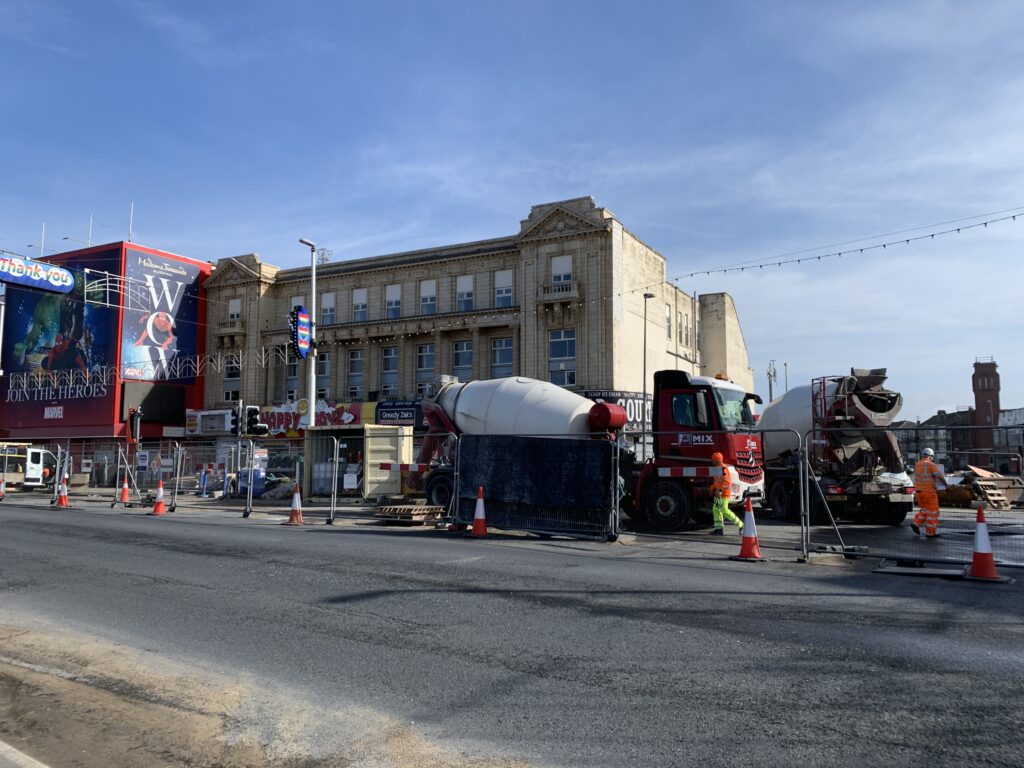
[230,401,243,437]
[245,405,269,436]
[127,407,143,443]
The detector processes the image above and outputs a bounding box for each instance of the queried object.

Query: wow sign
[289,305,312,359]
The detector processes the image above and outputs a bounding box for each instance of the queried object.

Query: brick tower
[972,358,1000,467]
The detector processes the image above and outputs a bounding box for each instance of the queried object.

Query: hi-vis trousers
[712,495,743,530]
[913,490,941,536]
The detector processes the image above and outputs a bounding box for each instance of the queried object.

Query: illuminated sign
[0,255,74,294]
[289,306,312,359]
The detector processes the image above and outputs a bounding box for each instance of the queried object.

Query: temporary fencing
[449,433,620,539]
[806,424,1024,569]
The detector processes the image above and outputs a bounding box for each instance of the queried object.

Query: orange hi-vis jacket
[914,458,944,493]
[711,463,732,499]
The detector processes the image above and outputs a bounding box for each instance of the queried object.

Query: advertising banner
[0,248,120,431]
[120,247,204,381]
[260,399,374,437]
[375,400,425,429]
[0,255,74,294]
[583,390,650,433]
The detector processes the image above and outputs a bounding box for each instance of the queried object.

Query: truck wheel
[424,473,454,511]
[768,480,797,522]
[644,481,692,532]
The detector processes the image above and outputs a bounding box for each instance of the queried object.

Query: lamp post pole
[642,292,655,461]
[299,238,317,429]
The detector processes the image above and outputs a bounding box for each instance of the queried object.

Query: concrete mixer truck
[409,370,764,531]
[755,368,915,525]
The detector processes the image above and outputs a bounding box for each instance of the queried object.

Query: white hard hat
[921,447,935,457]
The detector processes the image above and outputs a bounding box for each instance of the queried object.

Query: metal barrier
[805,425,1024,567]
[453,433,619,539]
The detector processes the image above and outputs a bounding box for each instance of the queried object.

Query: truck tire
[424,473,454,511]
[768,480,797,522]
[644,481,692,532]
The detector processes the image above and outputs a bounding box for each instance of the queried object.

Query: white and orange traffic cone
[282,483,305,526]
[471,486,488,537]
[55,474,71,509]
[149,479,167,516]
[965,506,1010,583]
[730,497,764,562]
[118,476,131,505]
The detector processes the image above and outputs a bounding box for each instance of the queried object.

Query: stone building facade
[201,197,754,416]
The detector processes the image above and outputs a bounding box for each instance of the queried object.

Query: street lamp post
[299,238,317,429]
[642,292,655,461]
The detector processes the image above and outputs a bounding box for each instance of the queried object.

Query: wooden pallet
[973,481,1011,510]
[374,505,447,522]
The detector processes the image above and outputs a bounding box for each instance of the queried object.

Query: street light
[642,292,655,461]
[299,238,317,429]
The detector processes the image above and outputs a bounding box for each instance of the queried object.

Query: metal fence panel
[454,434,616,538]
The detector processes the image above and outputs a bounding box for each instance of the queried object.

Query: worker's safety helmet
[711,451,724,464]
[922,447,935,458]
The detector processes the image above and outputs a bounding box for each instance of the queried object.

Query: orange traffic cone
[118,477,130,504]
[149,479,167,516]
[55,474,71,509]
[730,497,764,562]
[965,506,1009,582]
[282,483,305,526]
[471,486,488,537]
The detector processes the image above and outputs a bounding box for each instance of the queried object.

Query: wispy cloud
[124,0,264,67]
[0,0,78,55]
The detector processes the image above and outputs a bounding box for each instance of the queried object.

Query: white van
[23,448,58,489]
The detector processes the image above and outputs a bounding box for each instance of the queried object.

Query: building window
[456,275,474,312]
[666,304,672,340]
[352,288,367,322]
[386,284,401,319]
[320,292,335,325]
[491,337,513,378]
[548,329,576,387]
[494,269,513,307]
[453,340,472,381]
[286,352,298,379]
[286,389,298,402]
[316,351,330,378]
[416,381,433,397]
[420,279,437,315]
[291,295,305,311]
[677,311,683,344]
[348,349,364,398]
[224,389,240,403]
[417,343,435,373]
[228,298,242,321]
[316,387,328,401]
[684,313,690,346]
[381,346,398,398]
[551,255,572,284]
[225,356,241,380]
[417,343,435,393]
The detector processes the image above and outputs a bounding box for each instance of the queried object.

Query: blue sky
[2,0,1022,420]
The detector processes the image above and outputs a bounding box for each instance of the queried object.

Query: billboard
[120,246,205,381]
[0,248,120,431]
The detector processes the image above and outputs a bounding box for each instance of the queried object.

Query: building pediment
[518,205,609,243]
[205,255,274,288]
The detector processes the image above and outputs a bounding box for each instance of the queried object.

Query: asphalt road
[1,499,1022,767]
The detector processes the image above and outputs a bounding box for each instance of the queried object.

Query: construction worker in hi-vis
[911,447,946,538]
[709,452,744,535]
